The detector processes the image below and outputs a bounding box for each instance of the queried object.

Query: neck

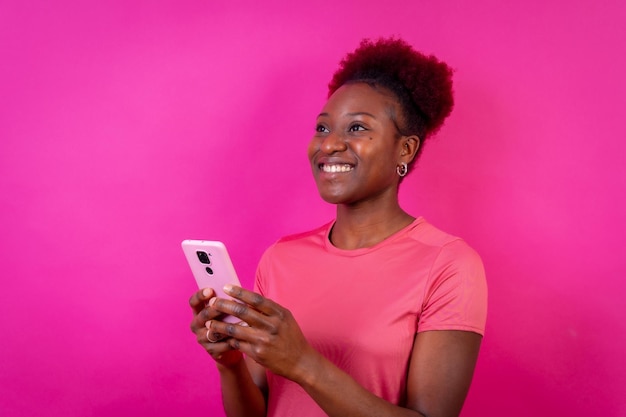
[331,200,415,250]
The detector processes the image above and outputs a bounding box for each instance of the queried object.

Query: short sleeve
[417,239,488,335]
[253,244,274,297]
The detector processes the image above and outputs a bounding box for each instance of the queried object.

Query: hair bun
[328,37,454,140]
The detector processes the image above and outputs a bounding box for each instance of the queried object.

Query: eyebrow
[317,112,377,119]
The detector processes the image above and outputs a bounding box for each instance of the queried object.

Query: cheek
[307,137,319,161]
[365,143,399,171]
[352,141,384,163]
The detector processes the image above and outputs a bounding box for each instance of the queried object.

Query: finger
[195,324,231,347]
[190,305,232,333]
[205,326,226,343]
[208,319,264,345]
[199,337,233,357]
[189,288,215,314]
[208,296,273,329]
[201,341,244,366]
[223,285,283,317]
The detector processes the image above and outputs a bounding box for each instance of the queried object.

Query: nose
[320,132,347,154]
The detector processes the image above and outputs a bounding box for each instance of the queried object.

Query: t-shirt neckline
[323,216,425,257]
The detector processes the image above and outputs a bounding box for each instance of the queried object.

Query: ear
[399,135,420,164]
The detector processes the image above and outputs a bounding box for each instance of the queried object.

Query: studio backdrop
[1,1,624,416]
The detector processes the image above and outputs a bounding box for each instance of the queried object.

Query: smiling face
[308,82,411,206]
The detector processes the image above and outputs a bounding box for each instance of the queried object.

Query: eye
[316,124,329,133]
[348,123,366,132]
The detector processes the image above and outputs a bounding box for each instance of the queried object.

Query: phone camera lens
[205,267,214,275]
[196,251,211,264]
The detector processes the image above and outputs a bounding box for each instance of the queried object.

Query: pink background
[1,1,625,416]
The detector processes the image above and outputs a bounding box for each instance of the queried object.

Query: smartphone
[181,240,242,324]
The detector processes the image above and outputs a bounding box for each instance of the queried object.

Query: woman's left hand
[206,285,316,383]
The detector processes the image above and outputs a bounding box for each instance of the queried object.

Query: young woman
[189,37,487,417]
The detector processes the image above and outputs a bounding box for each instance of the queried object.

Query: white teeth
[322,164,353,173]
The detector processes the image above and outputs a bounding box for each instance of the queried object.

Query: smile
[320,164,354,173]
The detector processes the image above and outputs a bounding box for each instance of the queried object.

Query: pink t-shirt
[254,217,487,417]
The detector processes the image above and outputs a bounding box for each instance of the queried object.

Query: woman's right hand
[189,288,244,367]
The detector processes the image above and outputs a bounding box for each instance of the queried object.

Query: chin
[317,191,345,205]
[318,191,357,206]
[315,183,358,205]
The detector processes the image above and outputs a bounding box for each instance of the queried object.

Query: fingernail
[202,288,212,297]
[223,284,233,293]
[205,320,212,329]
[208,297,216,307]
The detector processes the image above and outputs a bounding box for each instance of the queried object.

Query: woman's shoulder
[408,217,462,247]
[276,221,332,244]
[261,221,333,258]
[408,218,482,262]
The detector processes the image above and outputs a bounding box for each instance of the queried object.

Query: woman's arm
[208,286,482,417]
[280,331,481,417]
[216,356,267,417]
[189,288,267,417]
[406,331,482,416]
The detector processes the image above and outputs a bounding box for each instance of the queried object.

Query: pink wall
[1,1,624,416]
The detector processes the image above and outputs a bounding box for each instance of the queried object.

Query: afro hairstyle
[328,37,454,148]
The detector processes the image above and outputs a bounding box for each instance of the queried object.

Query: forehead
[320,82,398,116]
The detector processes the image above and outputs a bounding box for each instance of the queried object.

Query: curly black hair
[328,38,454,158]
